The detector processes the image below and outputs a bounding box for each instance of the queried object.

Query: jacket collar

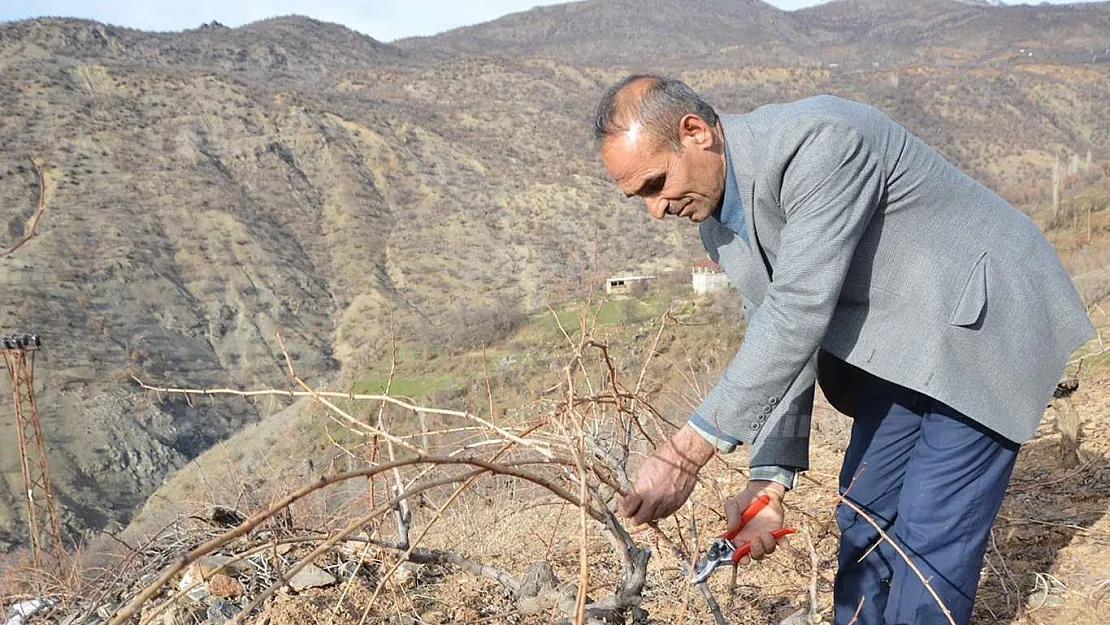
[717,114,773,297]
[717,138,750,246]
[719,115,758,249]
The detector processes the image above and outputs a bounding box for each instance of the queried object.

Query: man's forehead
[603,126,662,185]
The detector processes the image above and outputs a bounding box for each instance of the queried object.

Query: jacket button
[751,422,761,430]
[769,397,779,405]
[757,414,768,422]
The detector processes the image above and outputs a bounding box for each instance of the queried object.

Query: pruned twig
[836,495,956,625]
[804,524,821,623]
[108,454,583,625]
[130,373,555,458]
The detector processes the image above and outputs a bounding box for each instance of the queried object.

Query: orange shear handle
[720,494,796,565]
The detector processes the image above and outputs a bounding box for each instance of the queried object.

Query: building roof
[693,259,720,270]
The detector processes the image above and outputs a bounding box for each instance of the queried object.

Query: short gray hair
[593,75,718,151]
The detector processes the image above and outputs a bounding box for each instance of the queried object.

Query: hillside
[0,16,401,72]
[0,16,691,550]
[798,0,1110,64]
[0,1,1108,560]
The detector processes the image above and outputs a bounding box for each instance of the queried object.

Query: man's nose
[647,197,668,220]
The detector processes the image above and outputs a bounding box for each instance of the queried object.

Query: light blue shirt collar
[716,143,749,245]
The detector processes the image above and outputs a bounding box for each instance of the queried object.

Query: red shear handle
[730,528,796,564]
[721,494,772,541]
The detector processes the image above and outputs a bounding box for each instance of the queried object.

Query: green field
[351,374,457,399]
[534,297,663,335]
[350,281,721,409]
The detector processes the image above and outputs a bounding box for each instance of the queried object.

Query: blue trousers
[834,373,1019,625]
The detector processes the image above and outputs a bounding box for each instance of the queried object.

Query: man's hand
[725,480,788,566]
[619,425,715,526]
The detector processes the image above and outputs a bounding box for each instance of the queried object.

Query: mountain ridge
[0,15,403,74]
[397,0,1110,66]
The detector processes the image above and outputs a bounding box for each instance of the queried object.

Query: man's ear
[679,114,714,148]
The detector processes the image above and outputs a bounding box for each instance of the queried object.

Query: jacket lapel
[719,115,772,306]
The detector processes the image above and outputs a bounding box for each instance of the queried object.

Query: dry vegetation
[1,273,1107,624]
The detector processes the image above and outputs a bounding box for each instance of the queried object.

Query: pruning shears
[690,494,796,585]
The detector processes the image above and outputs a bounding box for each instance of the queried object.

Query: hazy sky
[0,0,1094,42]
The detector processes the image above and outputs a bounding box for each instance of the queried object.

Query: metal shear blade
[690,537,735,584]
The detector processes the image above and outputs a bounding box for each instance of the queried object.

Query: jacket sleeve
[690,119,884,452]
[690,303,816,474]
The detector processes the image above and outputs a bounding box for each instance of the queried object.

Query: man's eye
[642,177,665,196]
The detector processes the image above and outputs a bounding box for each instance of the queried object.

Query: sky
[0,0,1094,43]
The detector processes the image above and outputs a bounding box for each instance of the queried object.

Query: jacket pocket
[949,251,988,327]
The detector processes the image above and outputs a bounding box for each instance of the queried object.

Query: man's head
[594,75,726,223]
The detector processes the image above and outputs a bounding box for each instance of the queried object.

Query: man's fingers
[619,492,641,519]
[725,492,758,534]
[760,532,778,556]
[725,501,739,533]
[748,535,768,560]
[632,499,657,526]
[740,532,787,564]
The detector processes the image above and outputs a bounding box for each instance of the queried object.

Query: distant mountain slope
[0,16,403,74]
[399,0,1110,67]
[798,0,1110,65]
[396,0,818,66]
[0,17,683,548]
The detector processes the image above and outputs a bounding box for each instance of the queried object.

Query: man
[596,75,1093,625]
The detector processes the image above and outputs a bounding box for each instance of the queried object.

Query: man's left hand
[619,424,715,525]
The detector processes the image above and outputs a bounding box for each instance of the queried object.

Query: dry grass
[2,292,1109,625]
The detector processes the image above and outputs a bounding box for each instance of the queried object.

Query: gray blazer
[695,95,1093,471]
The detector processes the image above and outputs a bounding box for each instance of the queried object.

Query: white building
[692,259,730,295]
[606,275,653,296]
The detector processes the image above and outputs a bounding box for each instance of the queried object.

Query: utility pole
[1052,151,1061,222]
[2,333,62,570]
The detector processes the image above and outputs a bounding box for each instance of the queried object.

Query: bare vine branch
[836,495,956,625]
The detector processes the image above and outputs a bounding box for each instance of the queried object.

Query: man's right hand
[619,424,715,526]
[724,480,788,566]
